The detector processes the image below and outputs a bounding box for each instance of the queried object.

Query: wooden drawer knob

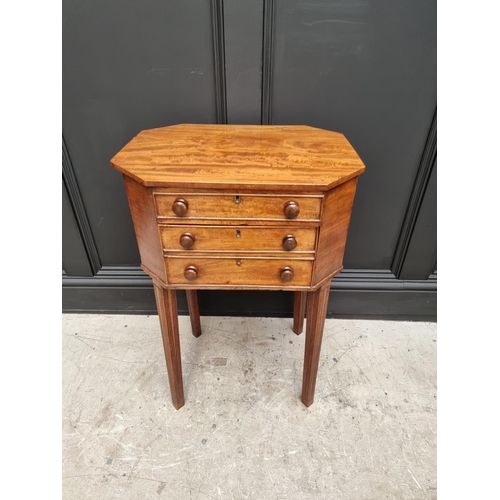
[284,201,300,219]
[280,266,294,282]
[282,235,297,251]
[172,198,188,217]
[184,265,198,280]
[179,232,195,249]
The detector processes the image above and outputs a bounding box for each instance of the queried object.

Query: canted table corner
[111,124,365,409]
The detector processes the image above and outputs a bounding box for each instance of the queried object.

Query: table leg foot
[293,291,307,335]
[301,283,330,407]
[186,290,202,338]
[154,282,185,409]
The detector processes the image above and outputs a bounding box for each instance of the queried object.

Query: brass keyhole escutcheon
[234,195,241,204]
[236,230,241,238]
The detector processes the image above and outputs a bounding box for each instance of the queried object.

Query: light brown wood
[160,226,316,253]
[110,125,366,191]
[186,290,201,338]
[153,282,184,409]
[301,283,330,407]
[293,291,307,335]
[313,177,358,285]
[154,193,322,221]
[166,257,313,287]
[123,176,166,282]
[111,124,365,409]
[155,217,319,228]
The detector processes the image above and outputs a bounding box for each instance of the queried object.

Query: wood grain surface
[112,124,365,409]
[123,176,166,281]
[160,225,316,253]
[154,193,322,221]
[186,290,202,338]
[166,257,313,287]
[110,124,365,191]
[301,283,331,407]
[313,177,358,285]
[293,291,307,335]
[153,282,184,409]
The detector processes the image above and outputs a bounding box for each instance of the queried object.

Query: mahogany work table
[111,124,365,409]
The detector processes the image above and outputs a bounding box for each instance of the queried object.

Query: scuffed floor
[62,314,437,500]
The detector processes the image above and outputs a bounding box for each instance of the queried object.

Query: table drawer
[160,226,317,253]
[154,193,322,221]
[166,257,313,287]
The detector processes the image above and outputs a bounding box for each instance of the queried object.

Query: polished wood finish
[301,283,330,407]
[179,232,195,249]
[282,235,297,251]
[153,282,184,409]
[186,290,201,338]
[313,177,358,284]
[160,226,316,253]
[154,193,322,222]
[110,125,366,191]
[280,267,294,282]
[123,176,165,281]
[184,265,198,281]
[156,217,319,228]
[172,198,188,217]
[112,124,365,409]
[293,291,307,335]
[167,257,313,287]
[284,201,300,219]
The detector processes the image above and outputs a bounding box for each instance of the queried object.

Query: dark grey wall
[224,1,263,124]
[63,0,437,320]
[270,0,436,270]
[63,0,217,266]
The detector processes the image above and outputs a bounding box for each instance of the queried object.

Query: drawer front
[154,193,322,221]
[160,226,317,253]
[166,257,313,287]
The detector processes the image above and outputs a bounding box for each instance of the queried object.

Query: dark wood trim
[293,291,307,335]
[392,110,437,279]
[63,268,436,320]
[153,282,185,409]
[211,0,227,124]
[301,283,330,406]
[62,136,102,274]
[261,0,275,125]
[186,290,202,338]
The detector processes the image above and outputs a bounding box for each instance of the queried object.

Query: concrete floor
[62,314,437,500]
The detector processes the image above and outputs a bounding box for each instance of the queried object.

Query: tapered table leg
[301,283,330,407]
[186,290,202,338]
[153,282,184,409]
[293,291,307,335]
